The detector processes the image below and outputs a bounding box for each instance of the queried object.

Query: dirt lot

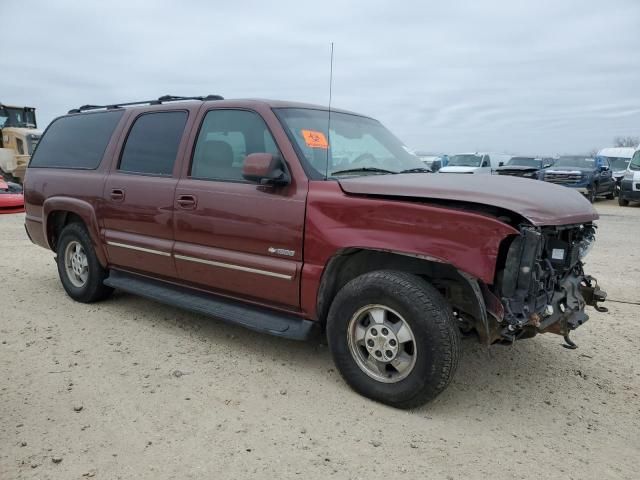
[1,200,638,480]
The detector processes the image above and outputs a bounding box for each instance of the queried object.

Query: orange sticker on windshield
[301,129,329,149]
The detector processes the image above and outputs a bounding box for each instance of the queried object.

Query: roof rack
[67,94,224,114]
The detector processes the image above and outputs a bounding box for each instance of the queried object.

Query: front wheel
[326,271,461,409]
[618,194,629,206]
[586,186,596,203]
[56,222,113,303]
[605,187,615,200]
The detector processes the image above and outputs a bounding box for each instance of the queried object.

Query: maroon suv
[23,95,606,408]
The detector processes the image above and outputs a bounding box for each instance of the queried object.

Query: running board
[104,270,316,341]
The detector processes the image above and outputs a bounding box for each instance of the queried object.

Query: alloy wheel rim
[347,304,417,383]
[64,241,89,288]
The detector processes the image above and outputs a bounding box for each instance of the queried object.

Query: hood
[438,166,479,173]
[625,170,640,181]
[337,174,598,226]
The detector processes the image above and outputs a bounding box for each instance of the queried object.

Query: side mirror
[600,165,609,172]
[242,153,290,186]
[498,161,504,167]
[543,163,552,169]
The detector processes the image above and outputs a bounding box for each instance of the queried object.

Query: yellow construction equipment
[0,103,42,182]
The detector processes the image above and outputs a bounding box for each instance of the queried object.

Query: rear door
[173,108,306,308]
[102,110,189,278]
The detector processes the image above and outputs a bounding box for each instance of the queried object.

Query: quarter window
[29,110,124,169]
[191,110,280,182]
[119,111,187,175]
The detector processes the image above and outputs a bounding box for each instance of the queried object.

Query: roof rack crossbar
[67,94,224,114]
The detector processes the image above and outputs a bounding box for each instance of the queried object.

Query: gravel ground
[1,200,638,479]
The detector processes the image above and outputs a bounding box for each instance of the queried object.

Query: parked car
[618,146,640,206]
[595,147,635,197]
[540,155,615,202]
[0,178,24,214]
[439,152,510,174]
[415,152,448,172]
[24,96,606,408]
[495,156,555,179]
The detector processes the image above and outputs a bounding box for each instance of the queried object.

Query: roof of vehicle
[597,147,635,158]
[451,152,511,157]
[65,95,363,117]
[0,103,36,110]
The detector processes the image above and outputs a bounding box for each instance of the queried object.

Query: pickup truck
[540,155,615,202]
[495,156,555,179]
[23,96,606,408]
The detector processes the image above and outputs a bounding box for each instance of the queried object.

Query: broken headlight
[578,231,596,260]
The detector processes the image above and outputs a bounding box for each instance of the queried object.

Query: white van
[618,146,640,206]
[596,147,635,195]
[439,152,511,174]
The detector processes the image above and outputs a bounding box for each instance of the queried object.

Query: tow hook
[581,275,608,313]
[562,334,578,350]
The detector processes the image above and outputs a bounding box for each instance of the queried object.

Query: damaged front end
[490,223,606,344]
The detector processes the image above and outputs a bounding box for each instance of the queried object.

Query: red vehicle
[0,178,24,213]
[23,96,606,408]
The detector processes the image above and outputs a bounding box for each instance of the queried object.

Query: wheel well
[316,249,486,331]
[47,211,84,251]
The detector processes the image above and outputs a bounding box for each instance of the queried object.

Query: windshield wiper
[330,167,397,176]
[399,167,431,173]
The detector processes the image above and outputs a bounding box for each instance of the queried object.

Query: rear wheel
[326,271,461,409]
[56,222,113,303]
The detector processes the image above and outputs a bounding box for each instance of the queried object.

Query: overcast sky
[3,0,639,155]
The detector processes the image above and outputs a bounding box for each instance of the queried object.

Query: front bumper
[543,178,590,193]
[620,180,640,201]
[493,226,605,343]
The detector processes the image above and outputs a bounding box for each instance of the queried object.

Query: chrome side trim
[106,241,171,257]
[174,254,293,280]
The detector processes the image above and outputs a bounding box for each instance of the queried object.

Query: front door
[102,110,188,279]
[173,108,306,308]
[596,157,614,194]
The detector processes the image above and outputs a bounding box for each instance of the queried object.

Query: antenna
[325,42,334,180]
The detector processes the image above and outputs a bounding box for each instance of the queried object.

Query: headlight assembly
[578,233,596,260]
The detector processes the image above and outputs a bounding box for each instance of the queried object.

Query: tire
[605,187,615,200]
[326,271,461,409]
[56,222,113,303]
[618,194,629,206]
[586,186,596,203]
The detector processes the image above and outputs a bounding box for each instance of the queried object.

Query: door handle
[177,194,197,209]
[110,188,125,201]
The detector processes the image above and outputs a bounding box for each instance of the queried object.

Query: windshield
[448,154,482,167]
[506,157,541,168]
[629,151,640,171]
[275,108,425,177]
[0,107,36,128]
[553,156,595,169]
[601,156,630,171]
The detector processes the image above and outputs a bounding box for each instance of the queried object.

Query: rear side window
[119,111,187,176]
[29,110,123,169]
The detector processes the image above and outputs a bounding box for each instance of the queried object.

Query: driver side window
[190,109,280,182]
[481,155,490,167]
